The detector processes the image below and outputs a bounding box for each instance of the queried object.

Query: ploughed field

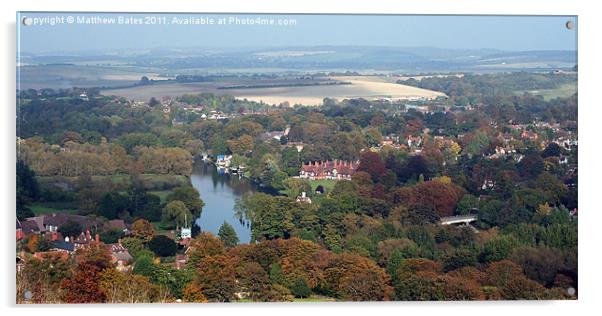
[102,75,445,106]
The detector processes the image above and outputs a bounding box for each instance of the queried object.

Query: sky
[17,13,577,54]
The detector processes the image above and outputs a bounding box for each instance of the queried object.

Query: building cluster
[17,213,133,271]
[299,159,358,180]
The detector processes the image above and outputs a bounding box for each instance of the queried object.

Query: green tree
[58,220,83,238]
[290,277,311,298]
[166,186,204,217]
[148,235,177,257]
[218,221,239,247]
[162,200,193,230]
[98,191,130,220]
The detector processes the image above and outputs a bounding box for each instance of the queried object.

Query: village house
[109,242,133,272]
[259,127,290,142]
[216,154,233,170]
[17,213,104,241]
[406,135,423,148]
[296,192,312,204]
[299,160,358,180]
[282,141,305,153]
[521,130,539,141]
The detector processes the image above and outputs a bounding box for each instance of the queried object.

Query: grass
[151,221,175,236]
[30,203,79,216]
[37,174,189,191]
[148,190,172,203]
[236,296,337,303]
[309,179,337,194]
[515,83,577,101]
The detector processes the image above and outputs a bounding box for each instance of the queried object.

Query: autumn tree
[324,253,390,301]
[193,254,237,302]
[131,219,156,243]
[187,232,225,268]
[61,243,113,303]
[357,151,386,182]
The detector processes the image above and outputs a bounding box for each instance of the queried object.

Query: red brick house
[299,160,358,180]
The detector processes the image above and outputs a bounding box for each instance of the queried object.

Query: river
[191,163,257,243]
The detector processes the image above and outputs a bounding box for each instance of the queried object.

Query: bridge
[439,214,478,225]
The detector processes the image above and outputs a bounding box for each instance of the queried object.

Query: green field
[516,83,577,101]
[37,174,189,191]
[309,179,337,194]
[151,221,175,236]
[30,203,79,216]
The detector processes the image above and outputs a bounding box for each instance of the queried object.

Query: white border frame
[2,0,600,315]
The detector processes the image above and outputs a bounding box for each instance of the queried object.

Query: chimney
[95,234,100,243]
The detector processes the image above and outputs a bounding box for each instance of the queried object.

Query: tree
[162,200,193,230]
[17,160,40,220]
[518,154,545,178]
[132,253,156,277]
[324,253,390,301]
[58,220,83,238]
[148,97,160,107]
[166,186,204,217]
[542,142,562,158]
[131,219,155,243]
[130,191,162,222]
[235,193,294,242]
[187,233,225,268]
[237,261,275,301]
[182,283,208,302]
[17,160,40,202]
[282,177,312,198]
[17,253,71,303]
[479,235,519,263]
[98,191,130,220]
[148,235,177,257]
[357,151,386,182]
[100,269,159,303]
[290,277,311,298]
[61,243,113,303]
[193,255,237,302]
[218,221,239,247]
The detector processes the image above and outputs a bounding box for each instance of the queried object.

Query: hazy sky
[17,13,577,53]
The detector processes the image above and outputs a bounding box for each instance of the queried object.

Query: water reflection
[191,163,257,243]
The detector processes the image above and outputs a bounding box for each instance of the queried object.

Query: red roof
[301,160,357,177]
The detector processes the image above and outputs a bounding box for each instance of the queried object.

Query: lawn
[148,190,172,203]
[309,179,337,194]
[151,221,175,236]
[515,83,577,101]
[30,203,79,216]
[37,174,189,191]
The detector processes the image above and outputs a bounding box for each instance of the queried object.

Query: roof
[51,240,75,252]
[17,219,41,234]
[301,160,358,176]
[26,213,103,232]
[112,251,133,263]
[108,219,127,231]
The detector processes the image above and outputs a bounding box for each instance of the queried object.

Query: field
[36,174,189,192]
[18,64,168,90]
[102,75,445,106]
[30,203,79,216]
[517,82,577,101]
[309,179,337,194]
